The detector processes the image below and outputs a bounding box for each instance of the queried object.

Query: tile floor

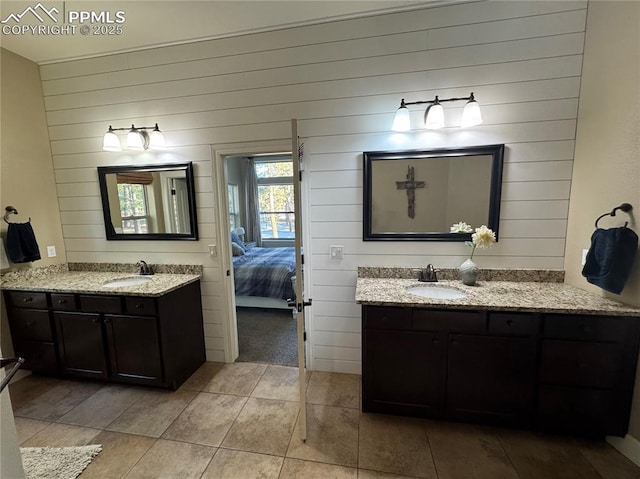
[9,362,640,479]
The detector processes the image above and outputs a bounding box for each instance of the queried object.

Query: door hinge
[299,171,302,182]
[226,269,230,276]
[303,331,307,342]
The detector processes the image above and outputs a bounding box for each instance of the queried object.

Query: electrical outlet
[208,244,217,256]
[46,245,56,258]
[582,248,589,266]
[330,245,344,259]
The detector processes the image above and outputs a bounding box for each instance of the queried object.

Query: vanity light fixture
[392,92,483,131]
[102,123,165,151]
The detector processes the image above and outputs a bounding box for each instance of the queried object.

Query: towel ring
[3,206,30,224]
[595,203,633,228]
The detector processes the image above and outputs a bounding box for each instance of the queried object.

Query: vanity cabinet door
[104,314,163,386]
[54,312,108,379]
[447,334,535,426]
[363,329,445,416]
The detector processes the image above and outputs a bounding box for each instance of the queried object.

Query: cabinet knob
[506,319,513,326]
[27,321,35,327]
[135,304,143,309]
[58,299,66,304]
[23,297,33,303]
[104,318,111,323]
[92,318,100,323]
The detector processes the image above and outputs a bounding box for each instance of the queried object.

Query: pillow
[231,242,245,256]
[231,230,244,251]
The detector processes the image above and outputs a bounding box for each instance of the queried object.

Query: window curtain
[243,158,262,246]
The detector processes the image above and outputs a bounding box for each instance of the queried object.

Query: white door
[291,119,310,440]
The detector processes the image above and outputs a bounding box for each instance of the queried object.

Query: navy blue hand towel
[6,222,41,263]
[582,227,638,294]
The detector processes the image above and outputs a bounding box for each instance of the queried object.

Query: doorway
[224,153,298,367]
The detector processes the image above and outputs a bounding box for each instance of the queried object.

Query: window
[255,159,294,239]
[117,183,149,233]
[228,184,240,229]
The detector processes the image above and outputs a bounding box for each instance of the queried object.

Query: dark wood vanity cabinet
[363,306,445,416]
[5,280,205,390]
[4,291,58,374]
[362,305,640,437]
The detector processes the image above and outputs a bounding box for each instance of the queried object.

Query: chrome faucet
[419,264,438,282]
[136,260,154,275]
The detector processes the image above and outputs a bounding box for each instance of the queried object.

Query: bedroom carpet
[236,307,298,366]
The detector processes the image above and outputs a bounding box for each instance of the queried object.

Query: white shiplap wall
[41,0,587,372]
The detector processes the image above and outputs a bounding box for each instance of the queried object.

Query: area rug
[236,307,298,366]
[20,445,102,479]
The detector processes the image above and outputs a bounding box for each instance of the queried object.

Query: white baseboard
[606,434,640,466]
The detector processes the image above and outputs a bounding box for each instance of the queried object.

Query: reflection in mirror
[98,162,198,240]
[363,145,504,241]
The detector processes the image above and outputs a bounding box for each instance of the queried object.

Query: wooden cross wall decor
[396,165,426,218]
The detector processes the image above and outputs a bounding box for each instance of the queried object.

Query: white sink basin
[406,285,466,300]
[102,276,153,288]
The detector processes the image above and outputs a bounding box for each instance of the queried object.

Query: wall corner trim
[606,434,640,467]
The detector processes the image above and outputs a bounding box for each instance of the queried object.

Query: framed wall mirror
[363,144,504,241]
[98,162,199,240]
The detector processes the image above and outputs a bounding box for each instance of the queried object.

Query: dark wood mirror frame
[363,144,504,241]
[98,162,199,241]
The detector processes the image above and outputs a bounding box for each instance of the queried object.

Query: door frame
[210,139,312,367]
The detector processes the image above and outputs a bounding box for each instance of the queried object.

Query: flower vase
[459,258,479,286]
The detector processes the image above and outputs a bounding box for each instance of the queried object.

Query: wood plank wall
[41,1,587,372]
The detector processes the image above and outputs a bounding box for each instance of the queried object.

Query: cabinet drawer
[51,293,78,311]
[489,312,536,336]
[413,309,486,333]
[8,309,53,341]
[363,306,411,330]
[539,340,622,388]
[79,295,122,314]
[6,291,48,309]
[13,340,58,374]
[543,315,630,341]
[125,297,157,316]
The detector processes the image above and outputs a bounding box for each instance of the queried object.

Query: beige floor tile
[280,458,357,479]
[57,384,147,429]
[201,448,283,479]
[287,404,359,467]
[79,430,156,479]
[575,439,640,479]
[358,470,418,478]
[359,413,437,479]
[106,389,196,438]
[251,364,300,401]
[123,439,215,479]
[13,380,104,421]
[306,371,360,409]
[13,417,50,445]
[20,422,101,447]
[179,361,225,392]
[8,375,59,410]
[222,397,299,456]
[162,392,246,446]
[426,420,519,479]
[204,362,267,396]
[498,429,603,479]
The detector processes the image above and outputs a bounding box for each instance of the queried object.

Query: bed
[232,246,296,309]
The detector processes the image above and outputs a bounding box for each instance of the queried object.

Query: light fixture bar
[103,123,165,151]
[392,92,482,131]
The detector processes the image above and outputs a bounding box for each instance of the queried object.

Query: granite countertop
[1,271,201,297]
[355,277,640,317]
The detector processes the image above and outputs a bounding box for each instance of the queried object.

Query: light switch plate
[46,245,57,257]
[208,244,217,256]
[582,248,589,266]
[330,245,344,259]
